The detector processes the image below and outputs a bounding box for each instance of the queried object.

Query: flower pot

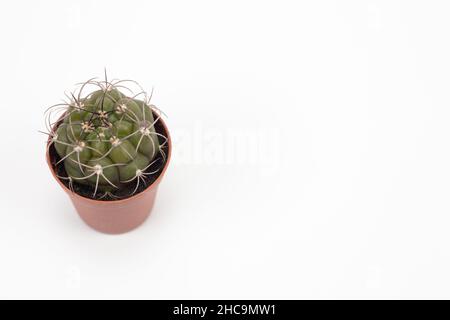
[46,112,171,234]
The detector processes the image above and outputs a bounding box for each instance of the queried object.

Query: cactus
[43,74,168,200]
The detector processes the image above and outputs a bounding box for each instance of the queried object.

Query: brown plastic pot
[46,113,171,234]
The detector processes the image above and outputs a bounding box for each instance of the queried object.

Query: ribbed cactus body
[53,88,160,193]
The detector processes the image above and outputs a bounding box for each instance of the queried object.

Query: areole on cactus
[44,74,168,200]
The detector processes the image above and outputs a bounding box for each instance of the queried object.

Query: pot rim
[45,111,172,205]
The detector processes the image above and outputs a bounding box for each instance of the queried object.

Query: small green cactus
[44,75,168,199]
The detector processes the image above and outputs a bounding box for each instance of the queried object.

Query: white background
[1,0,450,299]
